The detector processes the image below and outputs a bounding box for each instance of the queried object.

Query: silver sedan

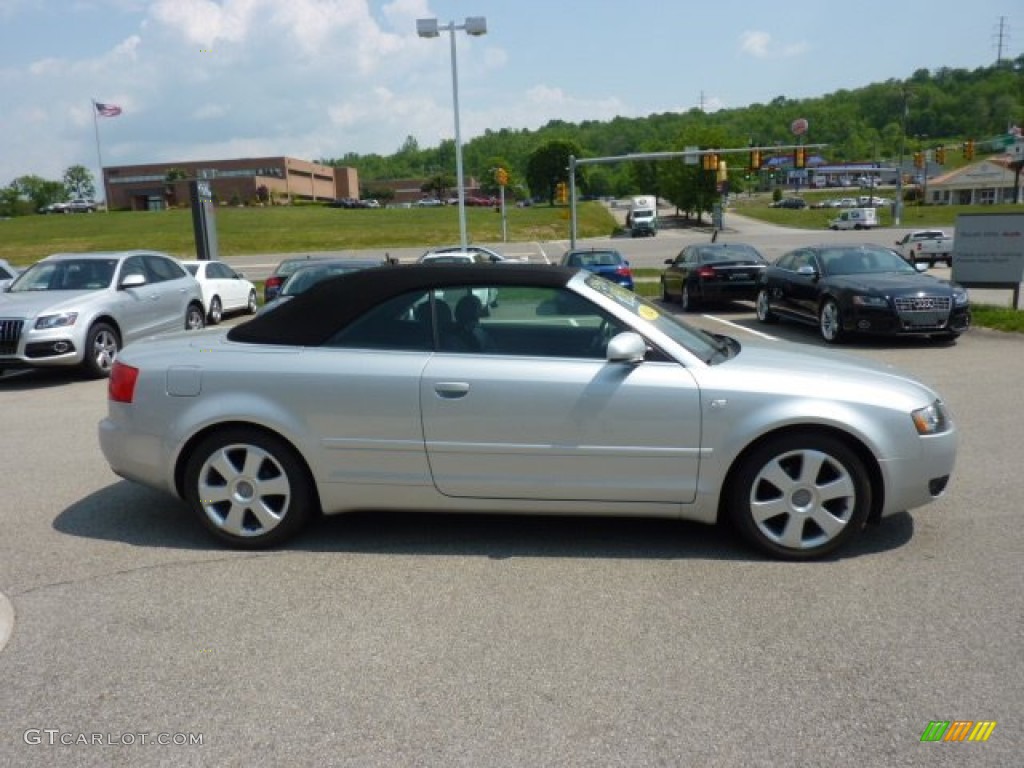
[98,264,957,560]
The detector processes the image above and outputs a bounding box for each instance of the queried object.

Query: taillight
[266,276,283,289]
[615,265,633,278]
[109,361,139,403]
[697,266,717,279]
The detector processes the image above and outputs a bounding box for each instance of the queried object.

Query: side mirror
[606,332,646,364]
[796,265,818,277]
[664,258,673,265]
[120,273,146,289]
[915,263,929,273]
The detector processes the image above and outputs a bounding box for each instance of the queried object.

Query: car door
[115,255,165,341]
[419,284,702,503]
[142,254,193,334]
[773,249,819,321]
[663,248,689,297]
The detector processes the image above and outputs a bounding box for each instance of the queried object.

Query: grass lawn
[0,202,616,267]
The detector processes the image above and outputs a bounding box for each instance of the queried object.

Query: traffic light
[702,152,719,171]
[749,149,762,171]
[555,181,568,204]
[914,151,924,169]
[935,145,946,164]
[793,146,806,169]
[495,167,508,187]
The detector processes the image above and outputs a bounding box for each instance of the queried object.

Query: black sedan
[756,245,971,343]
[660,243,767,311]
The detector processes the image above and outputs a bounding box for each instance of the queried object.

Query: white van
[829,207,877,230]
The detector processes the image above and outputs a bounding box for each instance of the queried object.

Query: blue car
[560,248,635,290]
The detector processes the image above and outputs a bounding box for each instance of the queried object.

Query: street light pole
[417,16,487,251]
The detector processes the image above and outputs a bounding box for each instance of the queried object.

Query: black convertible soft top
[228,263,578,346]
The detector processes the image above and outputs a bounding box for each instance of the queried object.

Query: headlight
[34,312,79,330]
[851,295,888,307]
[912,400,951,435]
[953,290,969,306]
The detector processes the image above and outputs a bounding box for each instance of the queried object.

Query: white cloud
[739,30,807,59]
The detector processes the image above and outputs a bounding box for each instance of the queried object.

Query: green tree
[12,175,65,212]
[421,173,455,200]
[63,165,96,199]
[526,139,582,204]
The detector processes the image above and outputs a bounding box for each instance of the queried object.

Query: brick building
[102,157,359,211]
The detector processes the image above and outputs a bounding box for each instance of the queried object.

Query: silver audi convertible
[98,264,957,560]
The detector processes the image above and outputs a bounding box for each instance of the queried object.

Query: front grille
[894,296,951,313]
[0,318,24,355]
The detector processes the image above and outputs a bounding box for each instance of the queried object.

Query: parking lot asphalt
[1,257,1022,766]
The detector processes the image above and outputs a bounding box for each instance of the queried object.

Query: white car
[180,260,258,324]
[419,245,522,264]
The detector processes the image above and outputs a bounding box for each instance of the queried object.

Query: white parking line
[700,314,780,341]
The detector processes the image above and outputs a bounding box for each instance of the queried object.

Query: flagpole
[91,99,110,212]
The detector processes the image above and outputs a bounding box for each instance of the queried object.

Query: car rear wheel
[727,433,871,560]
[184,428,314,548]
[82,322,120,379]
[246,290,258,314]
[756,289,778,323]
[208,296,223,324]
[186,303,206,331]
[819,299,844,343]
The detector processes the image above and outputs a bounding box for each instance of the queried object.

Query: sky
[0,0,1019,191]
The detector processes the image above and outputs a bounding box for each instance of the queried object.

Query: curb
[0,591,13,654]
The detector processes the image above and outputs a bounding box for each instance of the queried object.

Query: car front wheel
[756,289,778,324]
[819,299,844,343]
[183,428,314,548]
[247,290,258,314]
[82,322,120,379]
[727,433,871,560]
[208,296,223,324]
[680,282,698,312]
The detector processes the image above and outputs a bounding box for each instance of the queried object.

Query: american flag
[94,102,122,117]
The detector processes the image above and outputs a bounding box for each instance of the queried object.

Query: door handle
[434,382,470,399]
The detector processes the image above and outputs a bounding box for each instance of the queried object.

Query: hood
[828,272,960,296]
[0,289,102,317]
[701,336,938,408]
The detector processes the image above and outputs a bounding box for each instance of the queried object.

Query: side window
[143,255,186,283]
[324,291,432,351]
[438,285,626,359]
[121,255,146,282]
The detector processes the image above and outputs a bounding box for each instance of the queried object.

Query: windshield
[820,247,918,276]
[583,274,729,363]
[9,258,117,292]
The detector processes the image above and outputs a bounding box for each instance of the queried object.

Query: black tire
[819,299,844,344]
[660,280,671,304]
[183,427,314,548]
[208,296,223,324]
[82,322,120,379]
[186,302,206,331]
[246,290,258,314]
[756,289,778,324]
[680,282,698,312]
[726,432,871,560]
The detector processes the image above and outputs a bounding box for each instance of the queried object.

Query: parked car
[98,263,958,560]
[559,248,634,290]
[0,251,205,378]
[756,244,970,343]
[39,202,69,214]
[264,256,331,303]
[419,245,517,264]
[770,197,807,209]
[0,259,19,292]
[181,260,258,324]
[660,243,768,311]
[259,259,387,315]
[415,198,443,207]
[67,198,97,213]
[893,230,954,268]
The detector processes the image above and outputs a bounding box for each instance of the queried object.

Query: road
[1,221,1022,766]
